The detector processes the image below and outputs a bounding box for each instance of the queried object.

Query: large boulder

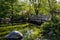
[28,14,51,25]
[5,31,23,40]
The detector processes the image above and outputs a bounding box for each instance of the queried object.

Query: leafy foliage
[40,16,60,40]
[0,0,60,40]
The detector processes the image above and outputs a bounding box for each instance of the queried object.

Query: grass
[0,23,29,37]
[0,22,52,40]
[0,23,42,40]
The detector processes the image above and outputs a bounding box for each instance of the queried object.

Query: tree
[40,0,60,40]
[0,0,22,18]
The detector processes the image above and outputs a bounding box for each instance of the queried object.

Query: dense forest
[0,0,60,40]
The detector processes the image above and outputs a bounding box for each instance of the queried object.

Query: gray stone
[5,31,23,40]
